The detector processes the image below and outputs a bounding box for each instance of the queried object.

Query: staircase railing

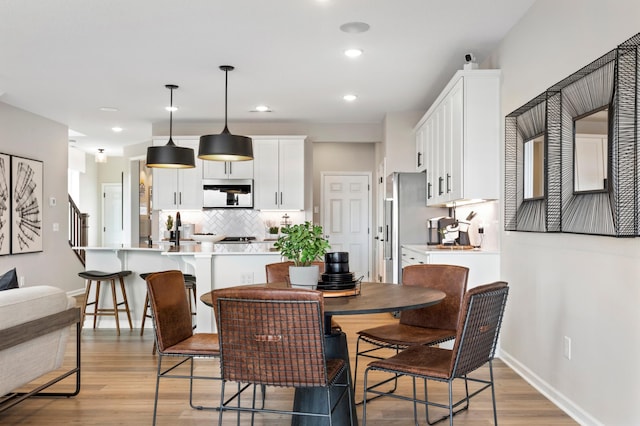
[68,195,88,266]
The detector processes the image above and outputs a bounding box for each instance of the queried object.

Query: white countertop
[402,244,499,255]
[78,242,279,255]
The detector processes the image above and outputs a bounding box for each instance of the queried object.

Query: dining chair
[362,281,509,426]
[212,286,354,425]
[265,260,342,331]
[353,264,469,402]
[145,270,220,425]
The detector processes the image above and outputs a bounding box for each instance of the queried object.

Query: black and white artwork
[0,154,10,255]
[11,156,43,254]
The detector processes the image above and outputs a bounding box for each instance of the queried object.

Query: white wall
[0,102,84,293]
[492,1,640,425]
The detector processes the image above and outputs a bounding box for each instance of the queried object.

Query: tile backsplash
[156,210,306,240]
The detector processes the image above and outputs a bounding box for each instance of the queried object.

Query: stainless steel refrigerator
[384,172,446,283]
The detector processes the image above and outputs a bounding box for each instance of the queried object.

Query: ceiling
[0,0,534,156]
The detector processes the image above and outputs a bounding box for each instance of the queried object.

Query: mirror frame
[549,47,636,237]
[506,33,639,237]
[505,90,562,232]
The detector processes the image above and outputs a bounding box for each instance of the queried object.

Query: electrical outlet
[18,276,25,287]
[53,222,59,232]
[241,273,254,284]
[563,336,572,360]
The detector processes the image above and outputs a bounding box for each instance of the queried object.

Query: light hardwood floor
[1,312,576,425]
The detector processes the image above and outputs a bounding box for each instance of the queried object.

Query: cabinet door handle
[224,162,227,175]
[280,192,283,205]
[417,152,422,167]
[438,177,444,195]
[446,173,451,193]
[427,182,432,199]
[179,192,182,205]
[173,192,177,205]
[275,192,278,205]
[228,162,232,175]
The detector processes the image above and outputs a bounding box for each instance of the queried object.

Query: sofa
[0,285,81,411]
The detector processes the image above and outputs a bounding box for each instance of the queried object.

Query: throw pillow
[0,267,19,291]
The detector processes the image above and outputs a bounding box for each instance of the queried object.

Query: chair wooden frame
[362,282,509,426]
[354,264,469,403]
[213,286,354,426]
[145,270,220,425]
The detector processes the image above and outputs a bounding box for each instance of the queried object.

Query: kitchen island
[81,243,281,332]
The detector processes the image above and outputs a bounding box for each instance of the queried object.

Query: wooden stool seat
[79,270,133,336]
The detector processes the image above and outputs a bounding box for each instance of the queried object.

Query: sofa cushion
[0,268,18,291]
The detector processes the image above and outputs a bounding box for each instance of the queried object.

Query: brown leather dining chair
[145,270,220,425]
[362,281,509,425]
[212,286,354,425]
[265,261,342,331]
[353,264,469,401]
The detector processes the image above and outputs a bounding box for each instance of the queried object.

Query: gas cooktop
[219,236,256,243]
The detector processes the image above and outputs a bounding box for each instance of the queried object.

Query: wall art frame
[11,155,43,254]
[0,153,10,255]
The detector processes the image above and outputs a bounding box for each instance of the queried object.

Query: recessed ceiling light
[344,48,363,58]
[99,107,119,112]
[254,105,271,112]
[112,127,123,132]
[339,22,370,34]
[343,94,358,102]
[165,105,178,112]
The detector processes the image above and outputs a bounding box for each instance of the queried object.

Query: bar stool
[78,270,133,336]
[140,272,197,336]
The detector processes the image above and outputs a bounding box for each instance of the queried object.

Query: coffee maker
[427,216,456,245]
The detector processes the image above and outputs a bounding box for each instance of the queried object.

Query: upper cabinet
[202,159,253,179]
[151,138,203,210]
[253,137,305,210]
[415,70,501,206]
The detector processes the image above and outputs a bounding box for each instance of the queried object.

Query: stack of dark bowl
[318,252,357,290]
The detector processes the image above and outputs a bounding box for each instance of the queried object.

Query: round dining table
[200,282,446,426]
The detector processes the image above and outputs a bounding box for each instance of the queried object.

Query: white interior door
[102,183,123,246]
[322,173,371,281]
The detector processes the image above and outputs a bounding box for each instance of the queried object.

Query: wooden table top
[200,282,445,316]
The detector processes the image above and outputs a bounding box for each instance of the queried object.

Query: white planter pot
[288,265,319,289]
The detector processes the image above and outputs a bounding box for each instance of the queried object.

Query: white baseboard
[498,350,603,426]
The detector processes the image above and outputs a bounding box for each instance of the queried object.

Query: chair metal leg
[118,276,133,329]
[489,361,498,425]
[354,336,399,405]
[140,292,149,336]
[152,353,163,426]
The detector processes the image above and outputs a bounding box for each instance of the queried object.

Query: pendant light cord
[223,67,230,133]
[169,86,174,143]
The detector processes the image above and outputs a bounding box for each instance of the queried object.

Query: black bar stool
[78,270,133,335]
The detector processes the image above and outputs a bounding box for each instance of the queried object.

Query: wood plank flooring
[1,312,576,425]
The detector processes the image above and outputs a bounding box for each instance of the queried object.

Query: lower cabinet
[401,246,499,289]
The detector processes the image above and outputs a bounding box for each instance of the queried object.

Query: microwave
[202,179,253,208]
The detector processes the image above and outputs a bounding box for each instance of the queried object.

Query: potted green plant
[273,221,330,288]
[164,215,173,239]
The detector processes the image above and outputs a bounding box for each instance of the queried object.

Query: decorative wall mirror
[505,90,561,233]
[549,47,636,237]
[506,32,638,237]
[573,107,608,193]
[523,133,545,199]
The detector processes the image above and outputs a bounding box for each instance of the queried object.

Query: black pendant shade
[198,65,253,161]
[146,84,195,169]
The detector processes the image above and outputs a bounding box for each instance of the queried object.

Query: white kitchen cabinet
[202,159,253,179]
[401,245,499,290]
[253,137,305,210]
[415,70,500,206]
[151,138,203,210]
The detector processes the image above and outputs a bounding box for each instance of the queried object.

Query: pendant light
[95,148,107,163]
[198,65,253,161]
[146,84,195,168]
